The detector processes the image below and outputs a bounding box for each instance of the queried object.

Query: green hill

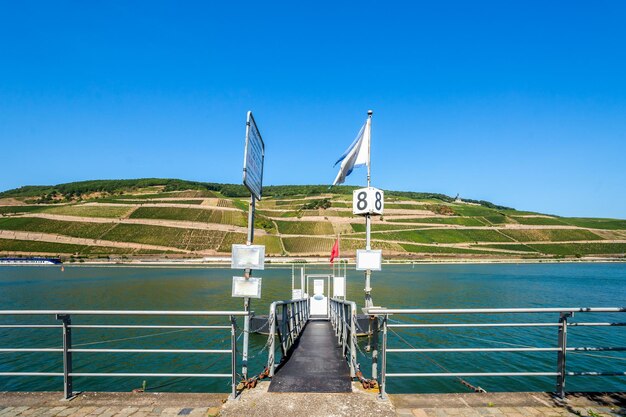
[1,178,624,261]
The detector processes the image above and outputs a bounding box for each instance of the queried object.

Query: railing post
[295,301,301,333]
[242,298,250,381]
[371,315,379,380]
[556,312,571,398]
[341,306,347,355]
[280,305,288,356]
[230,315,238,400]
[268,304,277,377]
[336,303,342,343]
[287,304,294,347]
[343,305,348,344]
[379,315,388,400]
[56,314,73,400]
[349,303,357,378]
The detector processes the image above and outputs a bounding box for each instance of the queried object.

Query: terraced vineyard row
[130,207,247,226]
[1,181,625,259]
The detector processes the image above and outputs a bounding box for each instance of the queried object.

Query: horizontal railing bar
[0,310,248,316]
[330,298,356,306]
[387,347,558,353]
[570,322,626,327]
[0,348,63,352]
[271,299,306,308]
[567,347,626,352]
[69,349,230,354]
[0,325,62,328]
[387,372,559,377]
[389,323,560,328]
[0,372,233,378]
[387,347,626,353]
[567,372,626,376]
[69,325,231,329]
[69,373,231,378]
[369,307,625,315]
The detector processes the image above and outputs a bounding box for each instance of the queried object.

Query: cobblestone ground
[397,406,624,416]
[0,391,624,417]
[392,392,626,417]
[0,405,224,417]
[0,393,225,417]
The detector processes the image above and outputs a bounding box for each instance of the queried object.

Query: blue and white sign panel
[243,111,265,200]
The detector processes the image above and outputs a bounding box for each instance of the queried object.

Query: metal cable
[388,327,485,392]
[453,332,626,362]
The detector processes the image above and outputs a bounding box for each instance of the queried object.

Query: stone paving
[391,392,626,417]
[0,390,624,417]
[0,392,225,417]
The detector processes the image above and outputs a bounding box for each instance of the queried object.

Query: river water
[0,263,624,394]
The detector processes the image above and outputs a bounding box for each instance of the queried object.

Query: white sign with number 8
[352,187,384,215]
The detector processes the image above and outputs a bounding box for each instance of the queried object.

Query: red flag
[330,238,339,264]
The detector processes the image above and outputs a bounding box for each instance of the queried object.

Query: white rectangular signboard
[356,249,382,271]
[231,244,265,270]
[313,279,324,296]
[232,276,262,299]
[353,187,384,215]
[333,276,345,298]
[243,111,265,201]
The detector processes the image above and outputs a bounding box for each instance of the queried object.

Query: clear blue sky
[1,1,625,218]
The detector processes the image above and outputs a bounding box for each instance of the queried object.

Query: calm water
[0,263,624,394]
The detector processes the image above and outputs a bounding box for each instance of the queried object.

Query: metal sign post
[351,111,384,310]
[236,111,265,381]
[349,110,385,379]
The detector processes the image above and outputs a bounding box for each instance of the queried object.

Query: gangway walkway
[268,319,352,392]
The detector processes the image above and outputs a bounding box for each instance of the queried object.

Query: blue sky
[1,1,625,218]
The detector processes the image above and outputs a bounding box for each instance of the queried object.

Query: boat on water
[0,257,63,265]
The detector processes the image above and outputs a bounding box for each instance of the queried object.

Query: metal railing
[367,307,626,399]
[329,298,358,378]
[266,298,309,376]
[0,310,248,399]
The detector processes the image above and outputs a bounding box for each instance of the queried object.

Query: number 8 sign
[352,187,384,215]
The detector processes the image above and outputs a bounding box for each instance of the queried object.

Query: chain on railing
[266,298,310,377]
[0,310,248,400]
[367,307,626,400]
[329,298,358,378]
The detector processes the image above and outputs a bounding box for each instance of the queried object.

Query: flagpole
[367,110,372,187]
[364,110,373,309]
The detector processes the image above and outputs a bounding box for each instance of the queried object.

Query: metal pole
[341,305,347,356]
[364,109,374,310]
[268,303,277,377]
[230,316,238,400]
[367,110,372,187]
[349,303,357,378]
[556,312,571,398]
[363,215,372,307]
[281,306,288,356]
[241,194,255,380]
[371,315,379,380]
[242,297,250,380]
[245,196,255,248]
[379,315,388,400]
[57,314,73,400]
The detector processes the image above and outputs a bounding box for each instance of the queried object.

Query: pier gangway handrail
[329,298,358,378]
[366,306,626,399]
[0,309,248,400]
[266,298,309,377]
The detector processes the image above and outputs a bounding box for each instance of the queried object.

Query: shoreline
[1,256,624,267]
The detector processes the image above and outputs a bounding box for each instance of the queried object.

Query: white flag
[332,117,371,186]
